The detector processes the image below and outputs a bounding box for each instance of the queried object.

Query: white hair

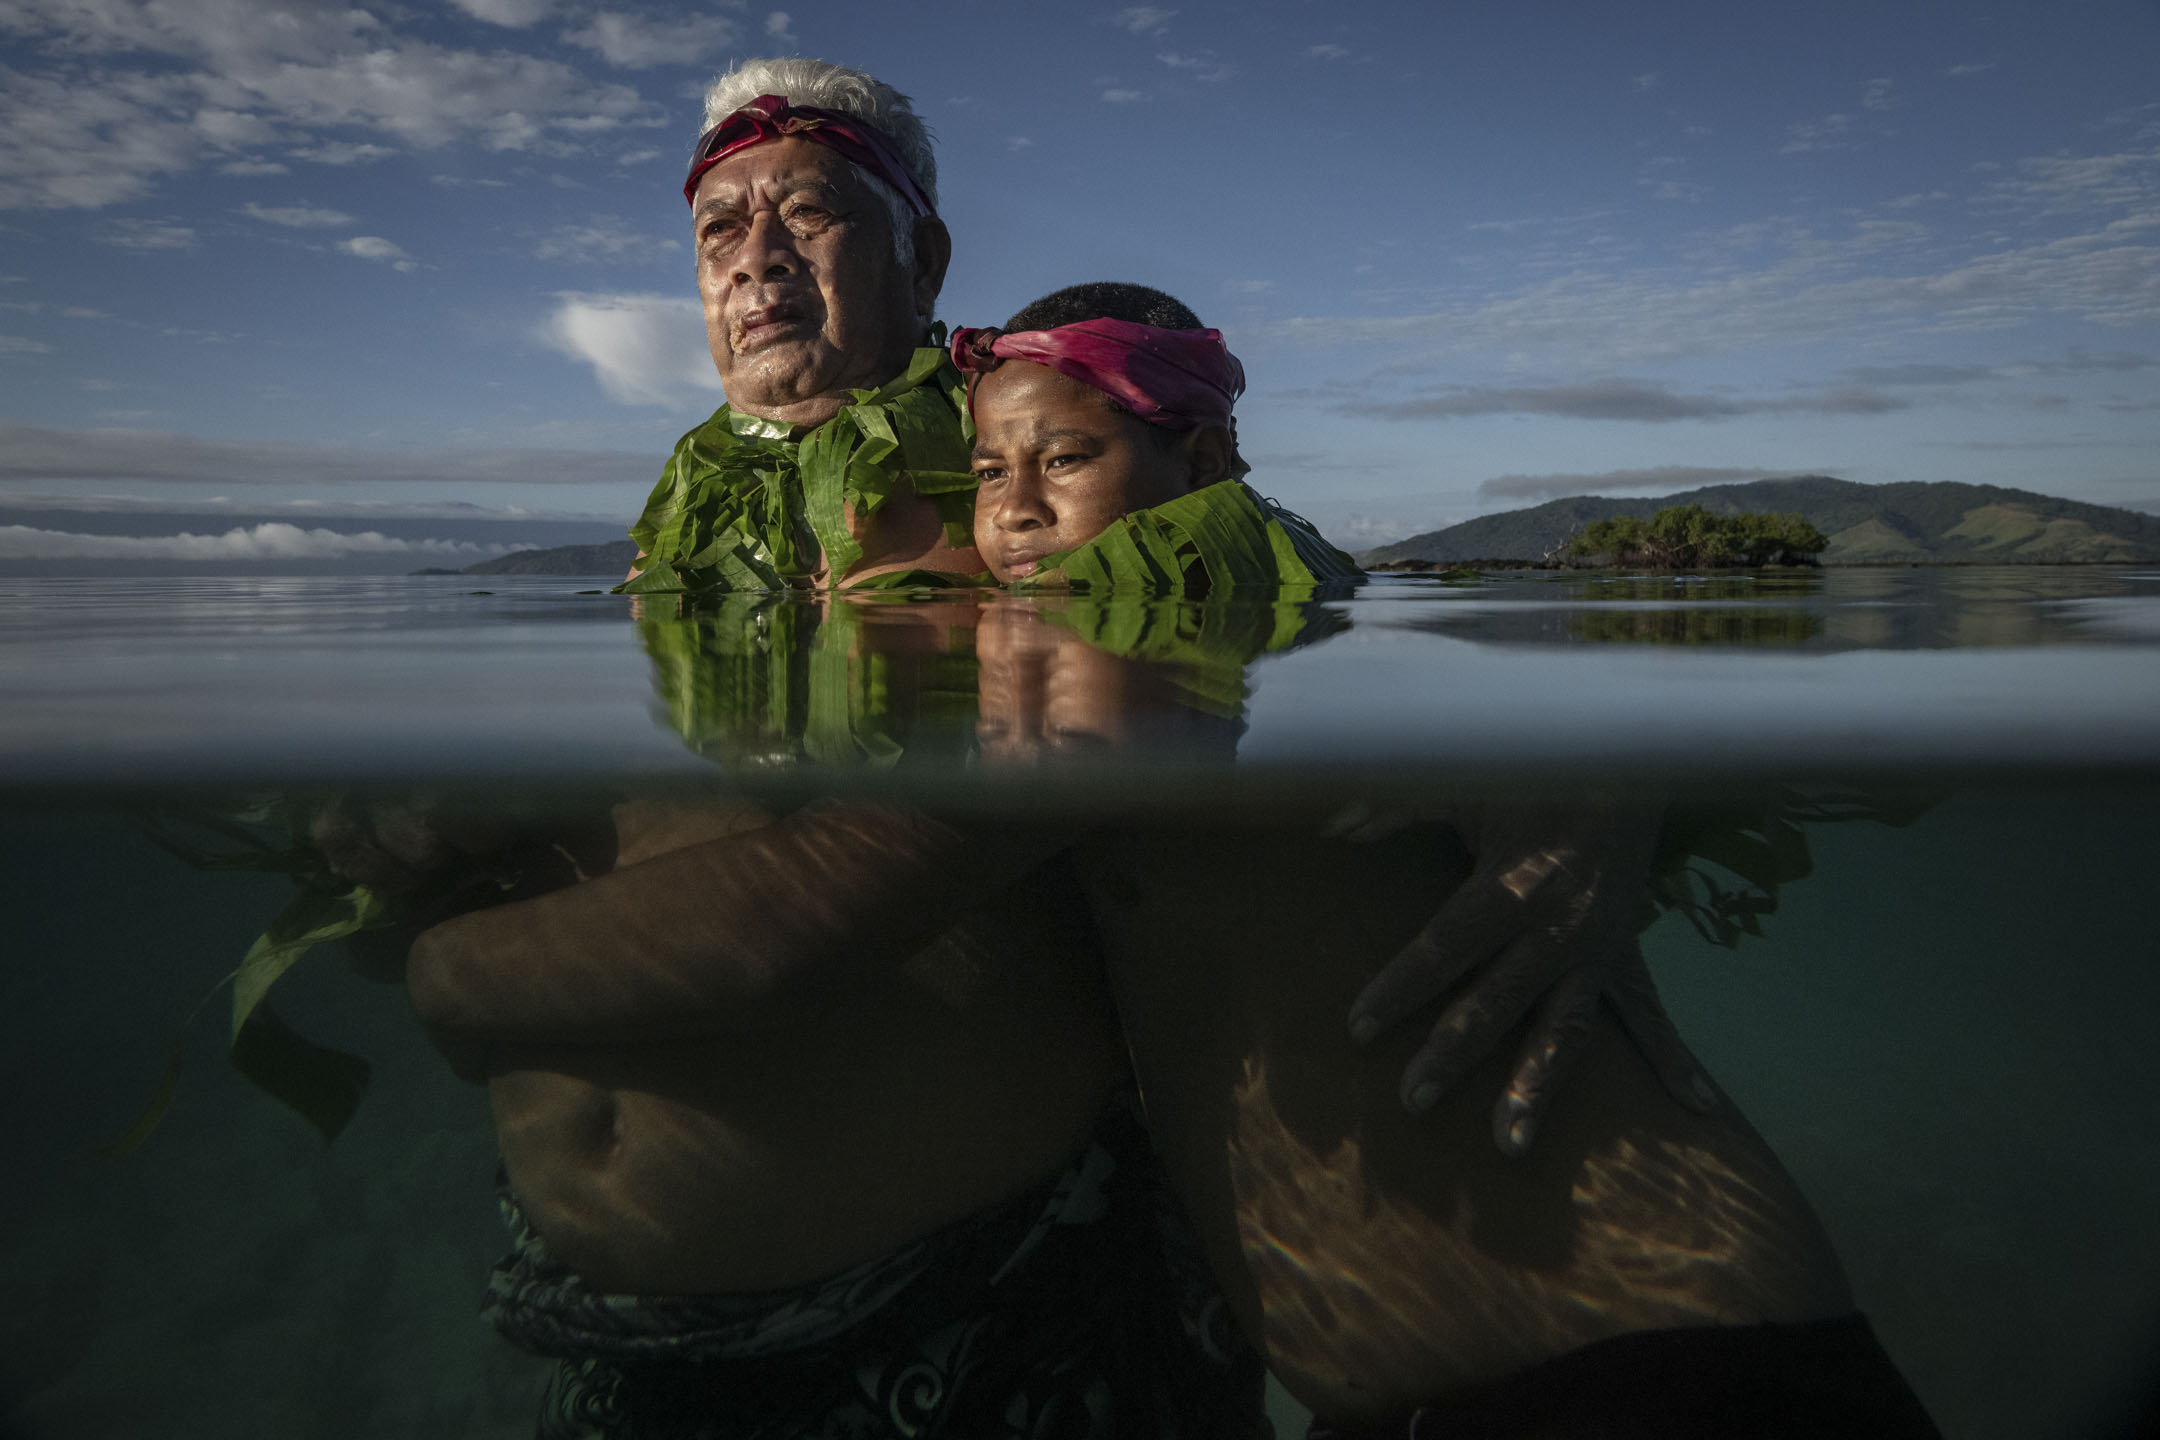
[700,57,938,269]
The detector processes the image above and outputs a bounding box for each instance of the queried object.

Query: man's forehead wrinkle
[699,159,859,209]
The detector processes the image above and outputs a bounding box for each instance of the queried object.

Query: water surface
[3,566,2156,1438]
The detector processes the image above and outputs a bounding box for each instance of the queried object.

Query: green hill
[450,540,640,576]
[1359,477,2160,566]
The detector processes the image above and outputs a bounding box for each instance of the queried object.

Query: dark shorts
[1306,1314,1941,1440]
[484,1101,1263,1440]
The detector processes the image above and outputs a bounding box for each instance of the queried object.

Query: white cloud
[292,142,397,166]
[1338,378,1907,423]
[0,522,497,561]
[534,217,680,263]
[561,11,743,68]
[1948,62,1996,78]
[101,219,197,249]
[1156,51,1234,83]
[1306,44,1351,61]
[1860,77,1897,112]
[0,334,55,354]
[0,0,660,210]
[765,10,797,45]
[1273,191,2160,370]
[541,292,724,407]
[1975,147,2160,216]
[1633,72,1660,92]
[1113,7,1176,35]
[1101,89,1145,104]
[447,0,558,27]
[340,235,415,270]
[219,160,289,176]
[239,202,354,228]
[1007,136,1034,152]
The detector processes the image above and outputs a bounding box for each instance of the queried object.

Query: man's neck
[725,330,936,433]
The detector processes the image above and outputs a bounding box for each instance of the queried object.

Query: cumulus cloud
[1475,466,1783,502]
[340,235,415,270]
[0,522,497,561]
[239,201,354,227]
[534,217,680,263]
[562,11,743,68]
[1338,379,1908,423]
[1113,7,1176,35]
[0,0,659,209]
[541,292,724,408]
[765,10,797,45]
[0,419,660,487]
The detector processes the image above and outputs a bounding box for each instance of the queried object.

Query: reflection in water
[1377,565,2160,653]
[637,589,1346,775]
[1566,606,1823,646]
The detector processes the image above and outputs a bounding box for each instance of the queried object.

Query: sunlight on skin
[1226,1048,1841,1417]
[1081,823,1852,1425]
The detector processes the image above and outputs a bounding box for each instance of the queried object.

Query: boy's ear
[1181,425,1234,491]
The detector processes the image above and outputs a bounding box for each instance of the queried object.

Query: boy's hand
[1334,801,1717,1155]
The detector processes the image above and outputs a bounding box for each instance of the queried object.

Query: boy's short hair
[1003,282,1203,333]
[1000,284,1214,457]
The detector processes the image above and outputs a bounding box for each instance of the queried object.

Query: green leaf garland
[1018,480,1362,595]
[620,344,977,595]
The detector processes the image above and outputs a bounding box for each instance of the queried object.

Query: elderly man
[398,57,1717,1440]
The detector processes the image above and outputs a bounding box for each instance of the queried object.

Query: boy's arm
[404,801,1071,1045]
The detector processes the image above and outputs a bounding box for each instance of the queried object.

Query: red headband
[949,319,1245,432]
[683,93,936,217]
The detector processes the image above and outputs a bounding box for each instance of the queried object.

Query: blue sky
[2,0,2157,568]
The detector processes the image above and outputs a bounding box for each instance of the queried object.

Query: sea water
[2,567,2156,1439]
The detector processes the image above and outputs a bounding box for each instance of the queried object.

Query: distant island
[412,540,639,577]
[1568,505,1828,568]
[1361,477,2160,567]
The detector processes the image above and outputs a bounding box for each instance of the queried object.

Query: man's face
[968,360,1199,583]
[692,136,928,426]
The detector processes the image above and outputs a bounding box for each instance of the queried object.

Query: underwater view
[2,565,2157,1439]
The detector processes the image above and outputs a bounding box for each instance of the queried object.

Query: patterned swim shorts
[484,1101,1263,1440]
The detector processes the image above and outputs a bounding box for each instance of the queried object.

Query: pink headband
[948,319,1245,432]
[683,93,936,217]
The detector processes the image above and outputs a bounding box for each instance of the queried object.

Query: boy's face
[969,360,1201,582]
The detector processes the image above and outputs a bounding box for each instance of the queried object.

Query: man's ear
[911,217,952,321]
[1180,425,1234,491]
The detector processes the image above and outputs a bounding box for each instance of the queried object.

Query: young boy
[954,283,1359,593]
[952,282,1941,1437]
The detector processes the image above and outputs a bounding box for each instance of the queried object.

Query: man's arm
[405,802,1068,1044]
[1334,801,1717,1154]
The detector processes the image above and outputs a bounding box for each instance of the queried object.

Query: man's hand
[1333,801,1718,1156]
